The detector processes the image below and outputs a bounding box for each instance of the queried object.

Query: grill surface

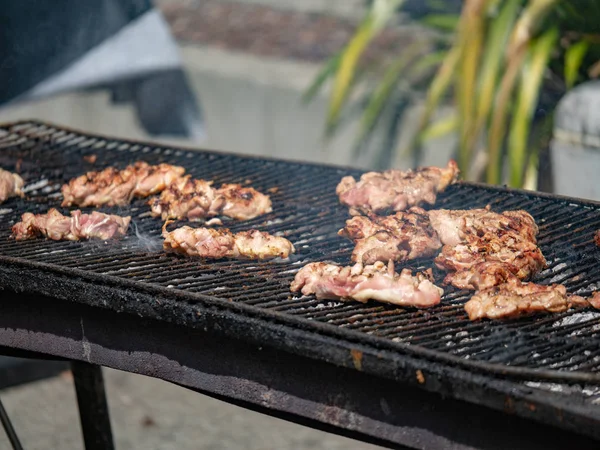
[2,121,600,397]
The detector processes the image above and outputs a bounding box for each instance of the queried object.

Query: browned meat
[595,230,600,247]
[0,168,24,203]
[217,183,272,220]
[149,179,272,222]
[428,207,538,246]
[428,208,545,290]
[291,260,443,307]
[442,261,516,291]
[12,208,130,241]
[465,278,589,320]
[436,231,546,290]
[588,291,600,309]
[339,207,441,264]
[61,162,185,207]
[336,160,459,215]
[163,226,294,260]
[149,176,222,221]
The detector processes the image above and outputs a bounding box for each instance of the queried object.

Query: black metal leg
[71,362,115,450]
[0,397,23,450]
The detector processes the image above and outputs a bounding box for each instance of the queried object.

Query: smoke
[127,219,163,252]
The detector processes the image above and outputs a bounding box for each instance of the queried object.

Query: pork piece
[217,183,272,220]
[429,207,545,290]
[435,231,546,290]
[61,162,185,207]
[465,278,589,320]
[290,260,443,308]
[339,207,441,264]
[12,208,130,241]
[163,226,294,260]
[0,168,24,203]
[149,179,272,221]
[336,160,459,215]
[149,176,222,221]
[428,208,538,246]
[442,261,516,291]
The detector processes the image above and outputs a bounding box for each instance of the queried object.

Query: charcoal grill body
[0,121,599,449]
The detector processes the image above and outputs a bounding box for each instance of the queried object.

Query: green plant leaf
[326,0,404,133]
[302,52,342,103]
[474,0,520,135]
[326,17,376,132]
[418,113,459,142]
[486,0,558,185]
[456,0,488,179]
[508,26,558,188]
[403,45,460,162]
[357,42,436,146]
[420,14,460,31]
[564,40,590,89]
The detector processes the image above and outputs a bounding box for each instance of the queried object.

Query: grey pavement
[0,368,380,450]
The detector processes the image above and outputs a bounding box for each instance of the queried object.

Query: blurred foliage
[307,0,600,188]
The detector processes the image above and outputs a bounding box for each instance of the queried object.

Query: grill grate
[2,121,600,392]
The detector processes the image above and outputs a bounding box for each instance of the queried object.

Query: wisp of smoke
[129,219,163,252]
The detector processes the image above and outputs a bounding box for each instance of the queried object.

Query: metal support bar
[71,362,115,450]
[0,397,23,450]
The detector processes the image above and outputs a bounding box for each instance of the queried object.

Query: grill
[1,120,600,444]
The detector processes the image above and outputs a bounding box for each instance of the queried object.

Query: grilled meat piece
[291,260,443,308]
[429,208,545,290]
[163,226,294,260]
[339,207,441,264]
[12,208,130,241]
[465,278,589,320]
[150,179,272,222]
[428,208,538,246]
[588,291,600,309]
[336,160,459,215]
[150,176,222,221]
[217,183,272,220]
[0,168,24,203]
[442,261,516,291]
[436,231,546,290]
[62,162,185,207]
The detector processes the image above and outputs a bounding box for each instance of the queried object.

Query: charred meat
[336,160,459,215]
[0,168,24,203]
[435,232,546,290]
[217,183,272,220]
[428,208,538,246]
[150,176,222,221]
[465,278,589,320]
[339,207,441,264]
[150,179,272,222]
[429,208,545,290]
[12,208,130,241]
[163,226,294,260]
[291,260,443,307]
[61,161,185,207]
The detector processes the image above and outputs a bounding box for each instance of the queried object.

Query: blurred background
[3,0,600,197]
[0,0,459,171]
[3,0,600,448]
